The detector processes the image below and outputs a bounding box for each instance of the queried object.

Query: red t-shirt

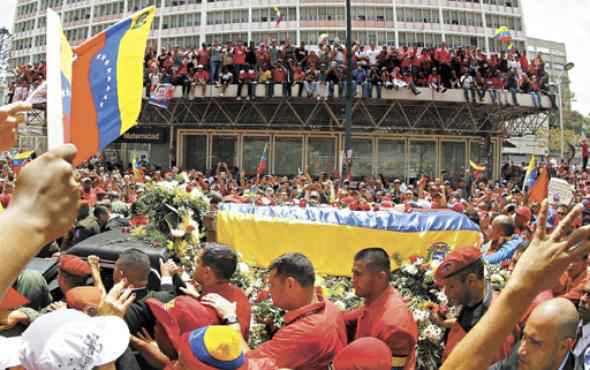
[435,48,451,64]
[247,298,347,370]
[344,286,418,370]
[193,70,209,81]
[233,47,246,65]
[198,48,209,65]
[273,68,285,82]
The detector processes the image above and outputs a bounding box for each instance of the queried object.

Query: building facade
[12,0,526,66]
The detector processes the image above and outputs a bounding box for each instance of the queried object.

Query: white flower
[424,324,443,343]
[237,262,250,275]
[412,309,429,322]
[436,291,448,306]
[403,264,419,276]
[334,301,346,311]
[170,229,185,238]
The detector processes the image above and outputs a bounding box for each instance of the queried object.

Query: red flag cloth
[256,145,268,176]
[527,165,549,206]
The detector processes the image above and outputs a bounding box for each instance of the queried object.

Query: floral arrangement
[131,181,210,267]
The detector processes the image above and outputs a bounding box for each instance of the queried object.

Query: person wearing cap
[344,248,418,370]
[80,176,97,207]
[481,215,524,265]
[434,246,515,363]
[0,287,31,337]
[65,286,102,316]
[191,64,209,98]
[166,325,277,370]
[331,337,393,370]
[58,254,92,295]
[189,243,251,340]
[202,252,347,370]
[133,296,220,368]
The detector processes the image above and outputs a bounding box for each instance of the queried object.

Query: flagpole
[343,0,353,179]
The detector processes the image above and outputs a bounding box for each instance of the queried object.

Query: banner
[548,178,574,205]
[148,83,174,109]
[217,204,481,276]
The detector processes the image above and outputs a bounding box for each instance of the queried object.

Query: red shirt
[80,188,97,207]
[193,70,209,81]
[201,282,251,340]
[435,48,451,64]
[247,298,347,370]
[233,47,246,65]
[582,142,588,157]
[344,286,418,370]
[273,68,285,82]
[198,48,209,65]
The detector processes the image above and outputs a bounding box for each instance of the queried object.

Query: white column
[392,0,398,47]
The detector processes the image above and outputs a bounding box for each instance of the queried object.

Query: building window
[409,141,436,179]
[378,140,406,179]
[441,142,466,180]
[274,138,302,176]
[163,13,201,28]
[351,139,373,177]
[183,135,207,170]
[207,10,246,25]
[128,0,162,12]
[307,138,336,177]
[397,7,440,24]
[243,137,270,175]
[212,136,238,168]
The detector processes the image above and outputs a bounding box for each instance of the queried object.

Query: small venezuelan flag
[69,7,156,166]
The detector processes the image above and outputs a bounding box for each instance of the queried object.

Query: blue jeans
[210,61,221,83]
[509,88,519,105]
[362,81,371,97]
[530,91,541,108]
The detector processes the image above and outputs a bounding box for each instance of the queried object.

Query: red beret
[435,246,482,285]
[59,255,91,277]
[515,206,532,222]
[451,203,465,213]
[332,338,392,370]
[66,286,102,312]
[146,296,219,347]
[0,288,29,310]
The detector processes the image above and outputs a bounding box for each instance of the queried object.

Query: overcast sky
[0,0,588,114]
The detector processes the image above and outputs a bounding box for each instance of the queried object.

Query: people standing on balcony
[259,65,273,97]
[293,63,305,97]
[368,66,382,99]
[530,75,542,108]
[246,41,257,70]
[428,68,447,94]
[209,40,222,84]
[269,39,280,66]
[197,43,210,80]
[247,68,257,100]
[474,72,487,103]
[256,43,270,70]
[272,63,286,97]
[296,41,308,70]
[352,63,367,98]
[506,71,520,106]
[325,62,340,99]
[435,41,453,88]
[461,71,477,103]
[304,66,320,99]
[173,57,191,98]
[233,41,247,82]
[236,69,248,100]
[489,71,507,106]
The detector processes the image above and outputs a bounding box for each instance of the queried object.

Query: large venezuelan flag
[70,7,155,166]
[217,204,482,276]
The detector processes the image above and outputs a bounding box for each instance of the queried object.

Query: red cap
[515,206,532,222]
[59,255,91,277]
[451,203,465,213]
[435,246,482,285]
[146,296,219,346]
[0,288,29,310]
[332,338,393,370]
[95,188,106,195]
[65,286,102,312]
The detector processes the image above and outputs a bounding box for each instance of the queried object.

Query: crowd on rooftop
[7,40,557,108]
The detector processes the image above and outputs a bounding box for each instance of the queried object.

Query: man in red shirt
[190,65,209,98]
[190,243,251,340]
[345,248,418,370]
[80,177,97,207]
[202,253,347,370]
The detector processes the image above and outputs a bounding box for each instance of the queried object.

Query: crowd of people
[7,40,556,108]
[1,99,589,370]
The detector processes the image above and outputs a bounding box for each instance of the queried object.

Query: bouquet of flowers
[131,181,210,267]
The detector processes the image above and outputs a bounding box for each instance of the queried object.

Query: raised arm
[441,201,590,370]
[0,144,80,297]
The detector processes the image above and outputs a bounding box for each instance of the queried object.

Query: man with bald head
[490,297,579,370]
[482,215,524,265]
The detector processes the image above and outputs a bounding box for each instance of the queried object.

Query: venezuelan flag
[70,7,155,166]
[46,9,73,150]
[523,155,538,190]
[527,165,549,206]
[216,204,481,276]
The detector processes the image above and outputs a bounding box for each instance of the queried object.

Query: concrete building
[11,0,527,66]
[527,36,570,109]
